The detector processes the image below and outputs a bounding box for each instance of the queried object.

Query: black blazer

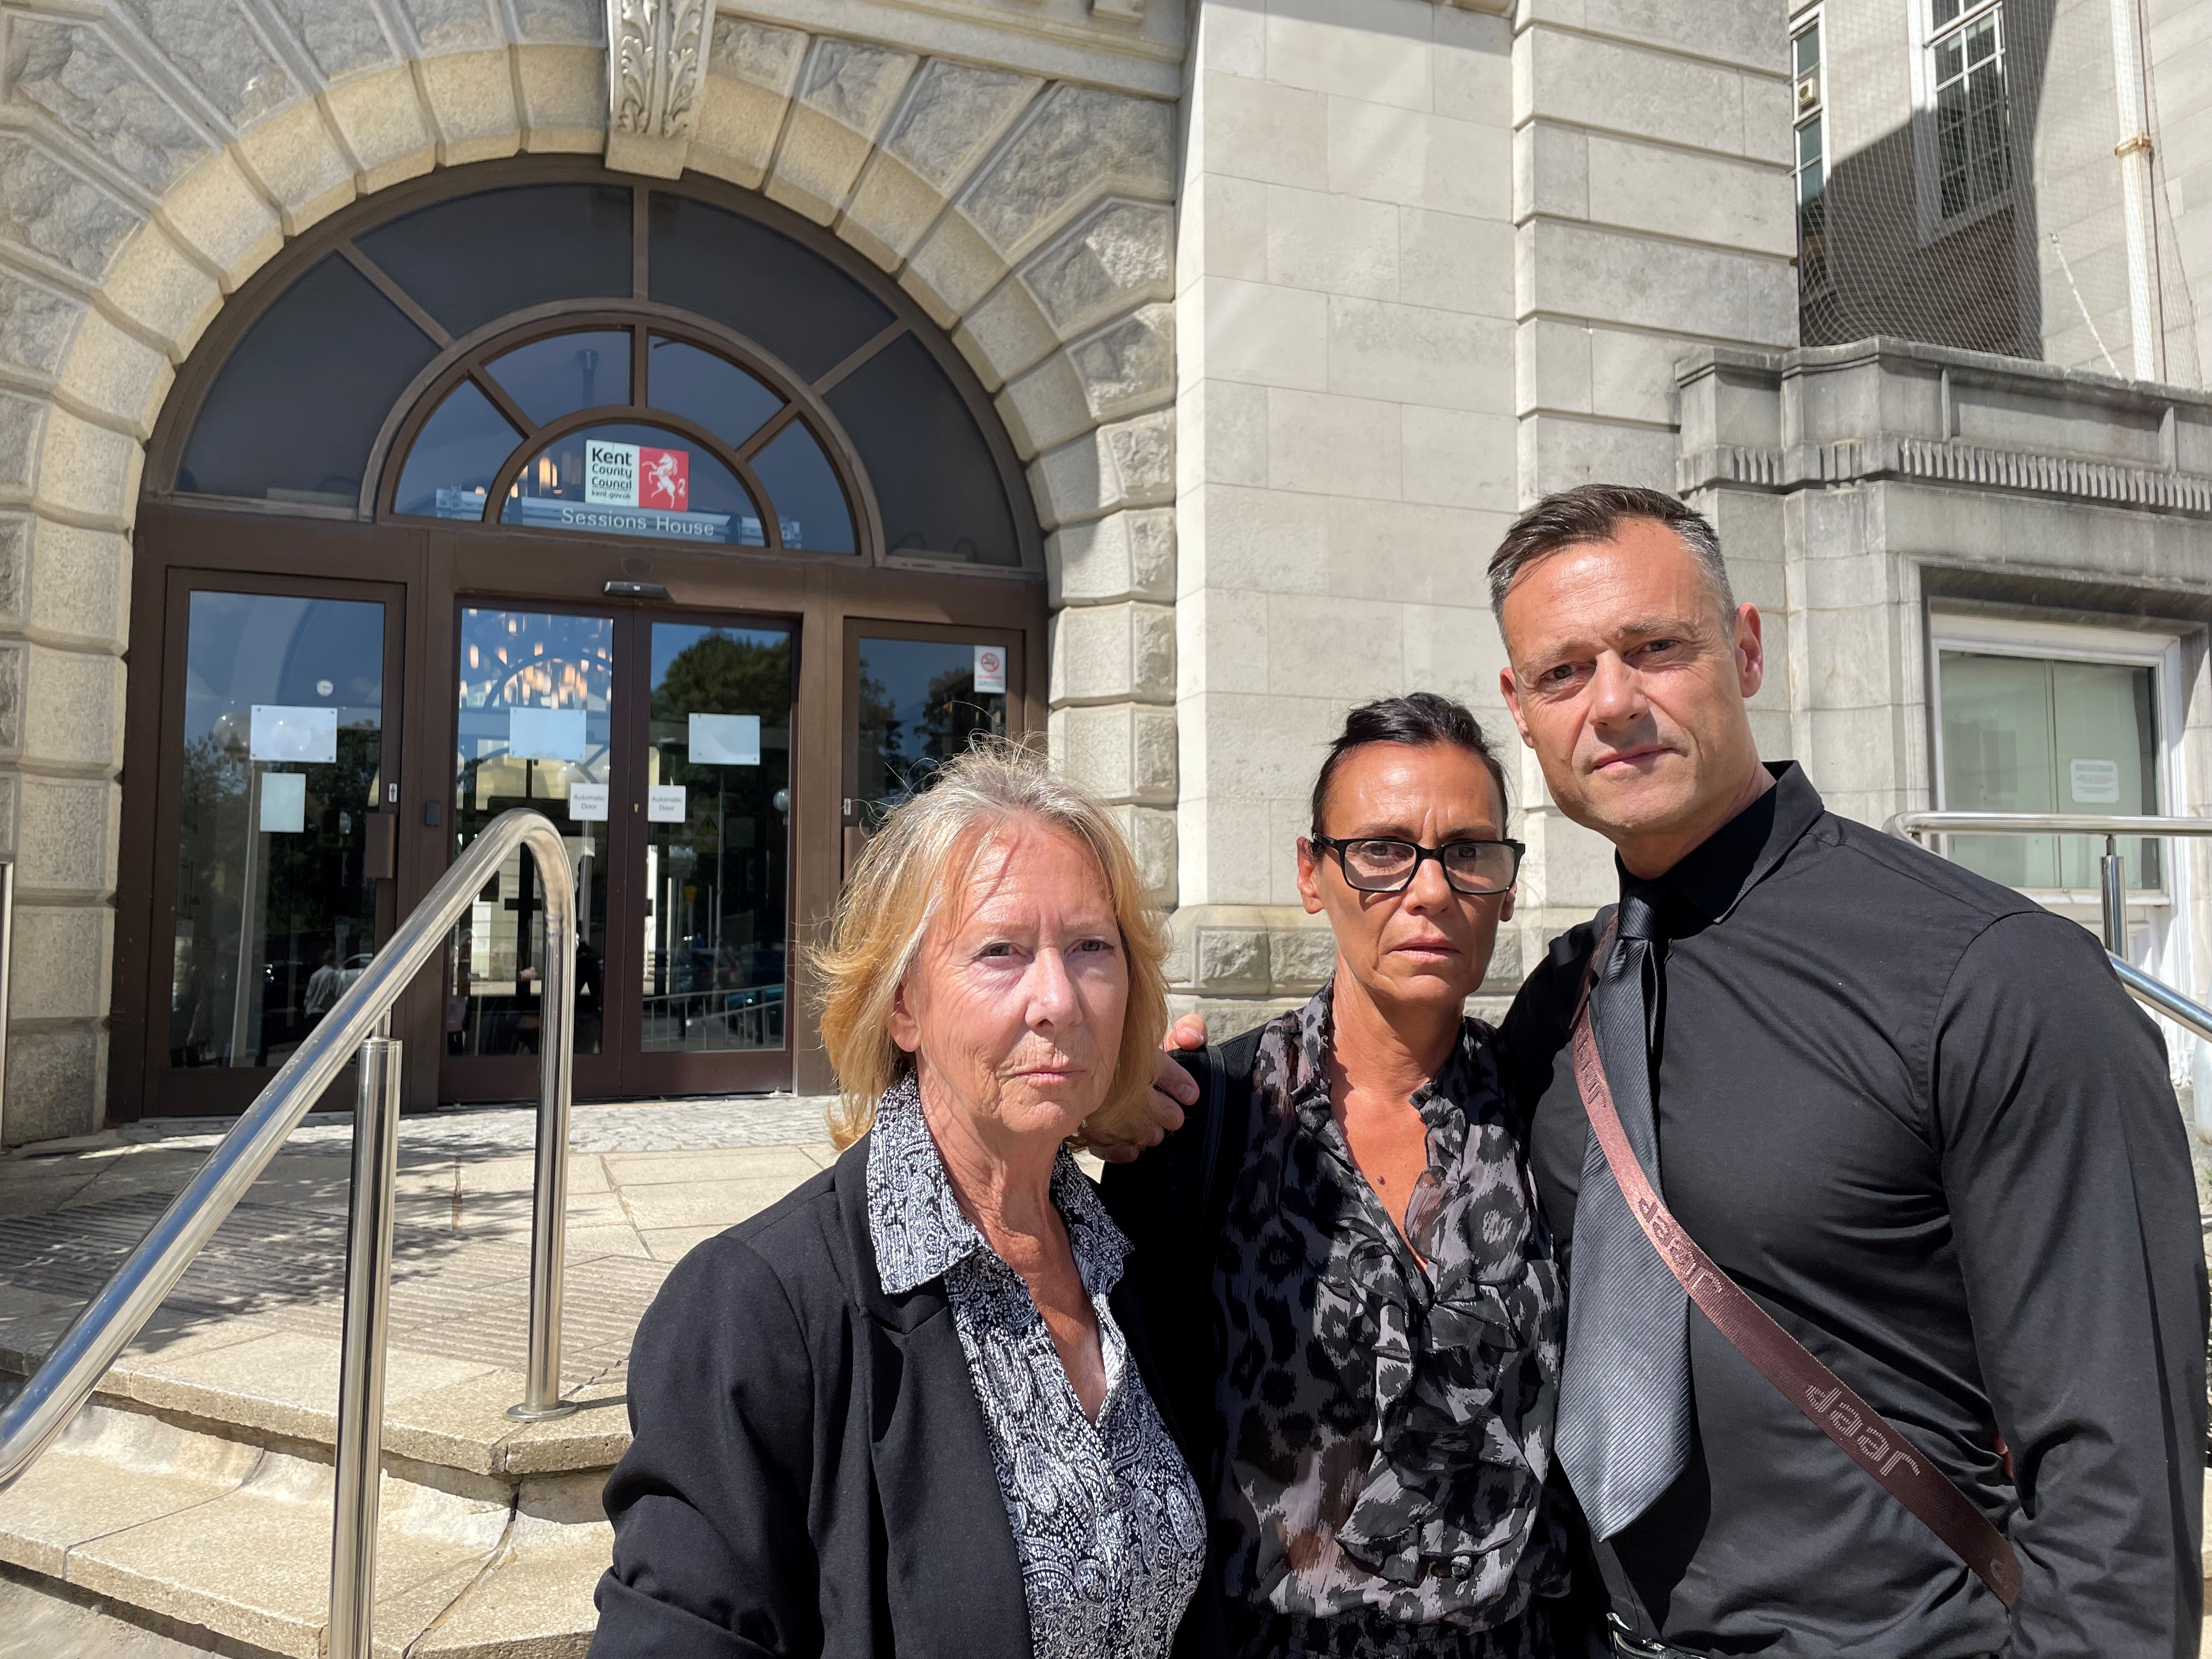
[589,1134,1229,1659]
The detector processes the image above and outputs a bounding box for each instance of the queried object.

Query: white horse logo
[644,449,687,509]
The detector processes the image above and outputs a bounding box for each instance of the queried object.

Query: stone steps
[0,1391,613,1658]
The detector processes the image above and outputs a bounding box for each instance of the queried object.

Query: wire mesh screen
[1796,0,2203,387]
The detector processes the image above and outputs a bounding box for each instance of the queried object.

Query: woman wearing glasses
[1100,693,1568,1659]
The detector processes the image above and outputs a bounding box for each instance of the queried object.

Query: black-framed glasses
[1309,835,1525,895]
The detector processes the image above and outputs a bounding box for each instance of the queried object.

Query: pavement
[0,1095,846,1405]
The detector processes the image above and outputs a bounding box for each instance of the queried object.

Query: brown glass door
[623,613,796,1095]
[438,602,796,1101]
[150,572,404,1114]
[843,620,1022,875]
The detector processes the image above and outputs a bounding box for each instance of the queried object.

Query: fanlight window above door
[389,325,856,554]
[161,176,1033,569]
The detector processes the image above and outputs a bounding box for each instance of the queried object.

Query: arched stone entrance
[0,15,1177,1136]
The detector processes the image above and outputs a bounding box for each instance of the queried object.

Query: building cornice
[1681,435,2212,516]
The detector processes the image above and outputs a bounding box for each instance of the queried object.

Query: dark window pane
[648,194,893,382]
[1794,22,1819,75]
[487,331,630,425]
[394,380,522,519]
[826,335,1022,566]
[178,255,436,504]
[357,184,631,338]
[752,422,854,553]
[854,636,1007,830]
[648,337,782,447]
[504,421,766,546]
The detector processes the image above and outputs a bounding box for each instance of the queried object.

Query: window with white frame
[1931,612,2180,895]
[1928,0,2010,221]
[1792,11,1827,206]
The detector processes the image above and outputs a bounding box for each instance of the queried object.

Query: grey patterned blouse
[1212,981,1567,1659]
[867,1075,1207,1659]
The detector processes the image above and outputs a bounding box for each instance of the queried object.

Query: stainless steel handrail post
[2100,835,2127,953]
[0,808,577,1493]
[328,1013,402,1659]
[514,843,578,1421]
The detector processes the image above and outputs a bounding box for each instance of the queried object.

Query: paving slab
[0,1568,224,1658]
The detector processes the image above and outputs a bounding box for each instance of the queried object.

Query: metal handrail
[2108,953,2212,1045]
[1887,809,2212,1038]
[1884,808,2212,952]
[1884,811,2212,839]
[0,808,577,1658]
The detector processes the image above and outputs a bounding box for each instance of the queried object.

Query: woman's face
[891,819,1130,1147]
[1295,741,1514,1020]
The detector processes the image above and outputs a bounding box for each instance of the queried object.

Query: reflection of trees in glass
[859,664,999,827]
[171,724,377,1066]
[653,633,792,736]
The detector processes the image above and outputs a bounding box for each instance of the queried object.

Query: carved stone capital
[605,0,719,179]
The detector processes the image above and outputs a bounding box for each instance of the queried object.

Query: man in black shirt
[1488,485,2205,1656]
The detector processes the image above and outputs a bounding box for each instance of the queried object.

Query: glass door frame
[134,565,408,1117]
[622,606,802,1099]
[433,597,805,1103]
[436,596,629,1105]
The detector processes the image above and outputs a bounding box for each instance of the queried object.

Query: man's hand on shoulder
[1085,1014,1206,1164]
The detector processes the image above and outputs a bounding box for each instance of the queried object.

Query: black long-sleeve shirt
[1501,763,2206,1658]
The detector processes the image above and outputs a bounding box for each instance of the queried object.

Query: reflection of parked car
[338,951,374,988]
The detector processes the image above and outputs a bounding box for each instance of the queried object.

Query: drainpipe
[2108,0,2164,380]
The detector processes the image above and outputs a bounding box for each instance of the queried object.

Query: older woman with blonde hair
[590,742,1222,1659]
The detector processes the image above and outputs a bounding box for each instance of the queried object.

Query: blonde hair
[811,740,1170,1149]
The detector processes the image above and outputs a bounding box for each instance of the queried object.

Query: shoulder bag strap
[1570,921,2022,1607]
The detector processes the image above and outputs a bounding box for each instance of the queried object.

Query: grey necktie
[1555,893,1691,1539]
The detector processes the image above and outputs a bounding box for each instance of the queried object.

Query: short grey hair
[1486,484,1735,624]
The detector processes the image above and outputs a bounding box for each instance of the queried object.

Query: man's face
[1497,518,1765,860]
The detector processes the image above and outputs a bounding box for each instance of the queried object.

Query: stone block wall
[1170,0,1524,1025]
[1512,0,1798,952]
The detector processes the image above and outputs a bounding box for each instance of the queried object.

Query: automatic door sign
[568,782,610,822]
[647,784,688,823]
[973,645,1007,695]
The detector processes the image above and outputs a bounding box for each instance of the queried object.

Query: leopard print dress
[1212,981,1568,1659]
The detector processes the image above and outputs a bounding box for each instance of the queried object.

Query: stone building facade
[0,0,2205,1142]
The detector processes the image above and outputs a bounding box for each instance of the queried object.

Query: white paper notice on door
[2070,757,2123,804]
[508,707,586,761]
[250,705,337,764]
[568,782,610,821]
[689,713,760,765]
[647,784,687,822]
[259,771,307,833]
[973,644,1007,695]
